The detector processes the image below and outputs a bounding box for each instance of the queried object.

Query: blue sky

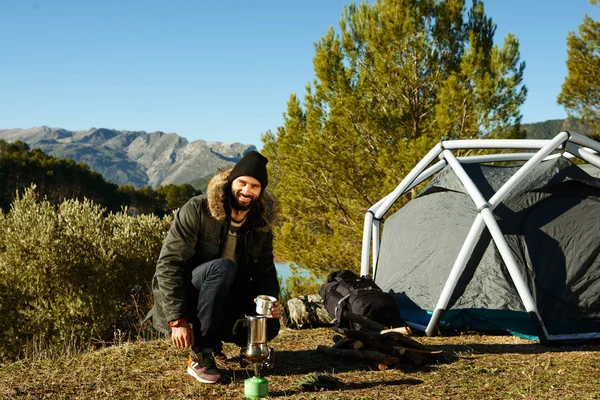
[1,1,598,148]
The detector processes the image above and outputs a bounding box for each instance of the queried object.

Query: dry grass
[2,328,600,399]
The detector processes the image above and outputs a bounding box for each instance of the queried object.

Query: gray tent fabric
[375,157,600,338]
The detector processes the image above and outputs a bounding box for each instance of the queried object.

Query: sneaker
[187,352,221,384]
[213,351,227,362]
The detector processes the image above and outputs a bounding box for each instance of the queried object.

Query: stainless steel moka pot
[246,316,270,365]
[234,314,273,399]
[233,315,273,377]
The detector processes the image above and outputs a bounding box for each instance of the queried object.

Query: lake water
[274,261,310,284]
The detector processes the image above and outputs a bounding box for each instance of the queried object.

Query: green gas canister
[244,376,268,399]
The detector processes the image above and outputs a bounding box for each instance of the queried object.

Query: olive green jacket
[147,168,279,334]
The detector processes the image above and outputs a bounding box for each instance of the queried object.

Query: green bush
[0,186,172,361]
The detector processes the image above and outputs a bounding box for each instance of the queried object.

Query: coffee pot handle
[232,317,248,335]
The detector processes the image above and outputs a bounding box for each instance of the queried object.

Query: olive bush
[0,186,172,361]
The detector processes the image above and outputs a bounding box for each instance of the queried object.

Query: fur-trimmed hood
[206,168,277,230]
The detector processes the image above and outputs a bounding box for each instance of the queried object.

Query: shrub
[0,186,172,361]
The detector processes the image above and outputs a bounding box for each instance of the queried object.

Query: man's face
[230,176,262,211]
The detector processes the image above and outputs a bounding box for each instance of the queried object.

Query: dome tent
[360,132,600,343]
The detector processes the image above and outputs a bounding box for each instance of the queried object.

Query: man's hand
[267,300,282,319]
[171,322,194,348]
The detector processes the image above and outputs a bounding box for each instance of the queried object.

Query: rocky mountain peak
[0,126,256,190]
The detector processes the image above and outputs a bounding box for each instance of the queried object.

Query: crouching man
[146,150,281,384]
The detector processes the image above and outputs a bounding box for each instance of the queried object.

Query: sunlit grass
[2,328,600,399]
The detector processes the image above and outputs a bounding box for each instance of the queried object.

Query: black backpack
[318,270,405,330]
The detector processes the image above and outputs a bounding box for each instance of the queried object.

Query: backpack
[281,294,333,329]
[318,270,405,330]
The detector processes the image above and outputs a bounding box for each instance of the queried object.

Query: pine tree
[557,0,600,137]
[262,0,526,277]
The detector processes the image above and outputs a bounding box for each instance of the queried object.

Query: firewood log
[353,340,365,350]
[395,347,425,365]
[317,345,399,365]
[380,327,412,335]
[378,363,389,371]
[337,328,393,354]
[393,345,444,357]
[332,338,355,349]
[341,311,411,335]
[379,331,437,352]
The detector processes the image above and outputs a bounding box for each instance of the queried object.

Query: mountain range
[0,126,256,190]
[0,119,595,190]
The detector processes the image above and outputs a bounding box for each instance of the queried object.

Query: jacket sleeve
[252,230,280,299]
[155,200,201,322]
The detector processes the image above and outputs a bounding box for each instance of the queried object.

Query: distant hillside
[521,118,596,139]
[0,126,256,190]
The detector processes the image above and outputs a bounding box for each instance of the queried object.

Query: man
[147,150,281,384]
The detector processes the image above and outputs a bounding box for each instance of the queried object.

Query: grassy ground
[2,327,600,399]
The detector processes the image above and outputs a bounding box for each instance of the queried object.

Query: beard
[230,190,257,211]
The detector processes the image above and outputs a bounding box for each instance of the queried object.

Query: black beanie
[228,150,269,190]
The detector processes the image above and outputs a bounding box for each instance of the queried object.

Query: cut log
[380,327,412,335]
[317,345,400,365]
[353,340,365,350]
[378,363,389,371]
[338,328,393,354]
[332,338,355,349]
[393,345,444,357]
[342,311,412,335]
[407,352,425,365]
[380,331,437,352]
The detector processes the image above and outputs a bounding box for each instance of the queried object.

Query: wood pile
[316,311,444,369]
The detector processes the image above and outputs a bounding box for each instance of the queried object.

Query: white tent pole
[480,211,544,320]
[442,139,550,150]
[441,151,548,339]
[569,132,600,153]
[370,140,564,283]
[369,159,447,216]
[363,144,443,276]
[426,134,570,337]
[565,142,600,169]
[360,211,374,276]
[365,159,446,278]
[443,150,487,207]
[429,134,570,316]
[425,214,486,336]
[368,192,394,213]
[488,132,570,206]
[374,144,443,219]
[405,160,447,193]
[457,152,558,163]
[372,219,381,279]
[367,151,550,217]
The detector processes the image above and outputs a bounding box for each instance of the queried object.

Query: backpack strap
[332,293,351,324]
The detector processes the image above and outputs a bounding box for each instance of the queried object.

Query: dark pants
[187,258,280,352]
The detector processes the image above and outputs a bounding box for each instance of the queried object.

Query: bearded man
[147,150,281,384]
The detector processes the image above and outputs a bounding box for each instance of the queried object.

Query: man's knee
[210,258,237,281]
[191,258,237,288]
